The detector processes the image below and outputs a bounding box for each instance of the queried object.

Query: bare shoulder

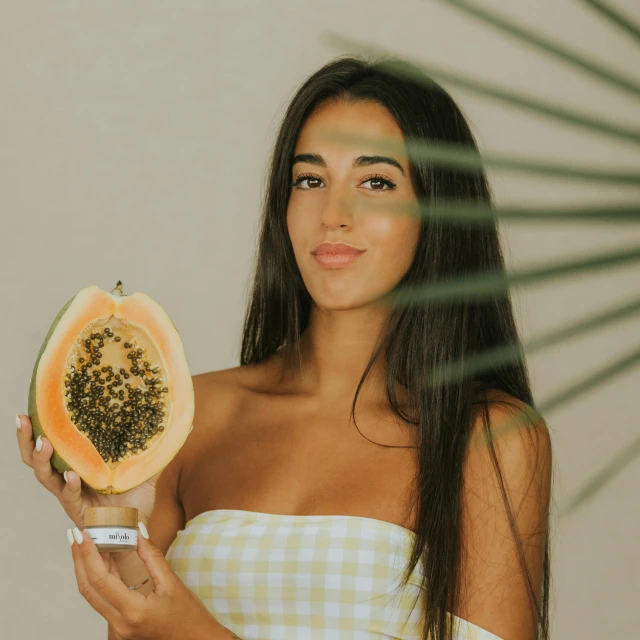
[457,390,552,637]
[175,361,275,474]
[472,388,549,444]
[147,364,263,552]
[190,359,278,420]
[188,366,249,440]
[466,388,552,495]
[192,367,244,419]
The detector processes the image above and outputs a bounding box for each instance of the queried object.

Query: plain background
[2,1,639,638]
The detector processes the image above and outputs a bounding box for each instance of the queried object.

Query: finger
[72,527,144,615]
[70,528,126,626]
[60,469,85,523]
[16,414,36,467]
[135,521,175,594]
[30,431,65,498]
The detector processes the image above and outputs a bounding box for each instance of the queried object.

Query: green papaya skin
[27,293,77,479]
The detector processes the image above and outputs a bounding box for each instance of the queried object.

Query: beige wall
[2,1,639,637]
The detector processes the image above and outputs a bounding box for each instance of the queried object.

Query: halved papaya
[28,281,194,494]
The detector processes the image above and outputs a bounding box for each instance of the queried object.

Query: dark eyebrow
[291,153,406,177]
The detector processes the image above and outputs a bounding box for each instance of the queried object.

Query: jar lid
[83,506,138,528]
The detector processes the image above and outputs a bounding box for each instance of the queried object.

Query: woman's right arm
[106,550,154,639]
[108,447,186,638]
[107,550,154,640]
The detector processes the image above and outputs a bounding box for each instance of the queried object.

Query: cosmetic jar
[83,506,138,552]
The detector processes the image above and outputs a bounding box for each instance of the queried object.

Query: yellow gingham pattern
[165,508,502,640]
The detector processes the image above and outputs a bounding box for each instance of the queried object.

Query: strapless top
[165,508,503,640]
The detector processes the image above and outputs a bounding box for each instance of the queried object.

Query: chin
[309,289,371,311]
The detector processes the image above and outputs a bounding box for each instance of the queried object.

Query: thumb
[61,469,85,524]
[136,521,174,592]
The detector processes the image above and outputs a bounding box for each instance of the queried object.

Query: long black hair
[240,54,551,640]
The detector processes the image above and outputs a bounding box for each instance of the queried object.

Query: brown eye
[291,174,323,189]
[361,174,396,191]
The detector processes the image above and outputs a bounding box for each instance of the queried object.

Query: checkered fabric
[165,508,502,640]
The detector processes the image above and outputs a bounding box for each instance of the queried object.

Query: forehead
[293,99,405,152]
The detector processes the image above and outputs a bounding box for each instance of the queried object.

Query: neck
[281,303,391,405]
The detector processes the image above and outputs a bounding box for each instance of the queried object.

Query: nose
[321,190,353,230]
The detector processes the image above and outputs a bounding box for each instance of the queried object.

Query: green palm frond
[320,129,640,185]
[580,0,640,44]
[440,0,640,98]
[466,344,640,514]
[349,198,640,224]
[322,33,640,147]
[465,344,640,448]
[559,434,640,516]
[322,1,640,517]
[385,246,639,305]
[433,297,640,384]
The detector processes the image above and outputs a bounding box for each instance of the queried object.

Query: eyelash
[291,172,397,191]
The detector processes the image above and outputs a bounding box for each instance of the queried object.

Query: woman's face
[287,99,422,311]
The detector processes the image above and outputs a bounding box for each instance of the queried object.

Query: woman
[18,55,552,640]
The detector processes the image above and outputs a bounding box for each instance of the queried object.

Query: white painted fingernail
[16,414,22,429]
[72,527,83,544]
[63,471,69,483]
[66,528,74,546]
[35,436,43,452]
[138,521,149,539]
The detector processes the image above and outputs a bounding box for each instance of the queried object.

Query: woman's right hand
[16,413,160,530]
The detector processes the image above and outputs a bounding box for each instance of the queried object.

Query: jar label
[85,527,138,546]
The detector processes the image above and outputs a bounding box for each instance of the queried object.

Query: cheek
[286,208,306,257]
[368,215,421,275]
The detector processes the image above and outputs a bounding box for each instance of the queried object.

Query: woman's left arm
[68,522,230,640]
[455,401,553,640]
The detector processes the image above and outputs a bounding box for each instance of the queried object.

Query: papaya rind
[27,293,76,478]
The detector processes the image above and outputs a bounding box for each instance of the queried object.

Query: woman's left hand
[67,523,225,640]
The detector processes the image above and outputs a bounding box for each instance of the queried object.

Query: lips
[313,252,364,268]
[312,242,365,255]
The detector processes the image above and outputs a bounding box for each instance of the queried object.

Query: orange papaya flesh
[28,281,194,494]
